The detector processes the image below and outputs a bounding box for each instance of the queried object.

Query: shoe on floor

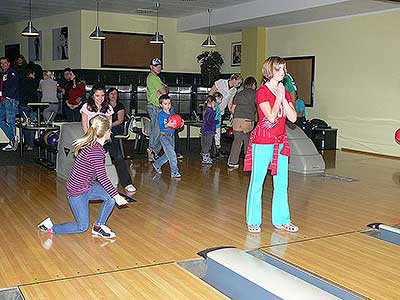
[26,146,34,151]
[227,163,239,169]
[147,148,155,162]
[274,223,299,233]
[38,217,54,232]
[125,184,136,193]
[2,143,13,151]
[152,163,162,174]
[171,172,182,178]
[92,224,116,239]
[202,153,213,164]
[176,153,184,160]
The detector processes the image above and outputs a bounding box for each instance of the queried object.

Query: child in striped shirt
[38,115,128,239]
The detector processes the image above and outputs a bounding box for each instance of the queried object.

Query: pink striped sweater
[66,142,118,197]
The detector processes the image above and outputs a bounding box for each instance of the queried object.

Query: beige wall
[268,11,400,156]
[0,11,82,70]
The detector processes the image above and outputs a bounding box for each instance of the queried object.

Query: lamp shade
[89,26,106,40]
[201,35,216,47]
[21,21,39,37]
[150,32,164,44]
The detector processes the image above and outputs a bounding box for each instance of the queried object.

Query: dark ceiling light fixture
[201,8,216,47]
[89,0,106,40]
[21,0,39,37]
[150,2,164,44]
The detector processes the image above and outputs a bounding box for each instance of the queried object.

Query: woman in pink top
[80,84,113,133]
[244,56,298,234]
[38,115,128,239]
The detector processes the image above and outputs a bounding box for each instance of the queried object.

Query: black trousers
[106,125,133,188]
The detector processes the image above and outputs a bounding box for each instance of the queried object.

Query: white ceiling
[1,0,255,25]
[2,0,400,33]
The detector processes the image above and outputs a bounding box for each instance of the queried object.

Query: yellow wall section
[81,10,210,73]
[241,27,266,82]
[267,11,400,156]
[0,10,241,74]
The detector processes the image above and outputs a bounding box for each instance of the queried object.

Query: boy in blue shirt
[152,94,182,178]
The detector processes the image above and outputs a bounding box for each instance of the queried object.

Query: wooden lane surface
[0,151,398,288]
[20,263,228,300]
[262,232,400,300]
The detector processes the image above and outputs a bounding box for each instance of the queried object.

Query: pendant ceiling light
[150,2,164,44]
[201,9,216,47]
[89,0,106,40]
[21,0,39,37]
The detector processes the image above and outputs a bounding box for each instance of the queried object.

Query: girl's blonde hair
[229,73,243,81]
[261,56,287,81]
[43,70,54,80]
[72,115,111,155]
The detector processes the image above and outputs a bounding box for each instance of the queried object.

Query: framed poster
[28,32,42,61]
[231,42,241,66]
[101,32,163,69]
[52,27,69,60]
[285,56,315,107]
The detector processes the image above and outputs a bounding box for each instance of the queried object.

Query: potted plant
[197,51,224,86]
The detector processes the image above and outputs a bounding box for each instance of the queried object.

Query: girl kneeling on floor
[38,115,128,239]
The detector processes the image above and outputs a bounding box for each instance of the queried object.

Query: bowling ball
[167,114,183,129]
[43,131,53,145]
[46,131,59,146]
[395,128,400,145]
[39,130,47,143]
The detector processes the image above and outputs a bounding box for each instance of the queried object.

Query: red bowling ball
[167,114,183,129]
[395,128,400,145]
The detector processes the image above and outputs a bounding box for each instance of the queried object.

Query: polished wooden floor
[0,150,399,299]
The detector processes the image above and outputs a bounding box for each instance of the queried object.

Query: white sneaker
[125,184,136,193]
[2,143,13,151]
[38,217,54,232]
[92,224,116,239]
[227,163,239,169]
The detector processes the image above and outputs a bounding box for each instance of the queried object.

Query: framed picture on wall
[52,27,69,60]
[101,32,163,69]
[231,42,241,66]
[284,56,315,107]
[28,32,42,62]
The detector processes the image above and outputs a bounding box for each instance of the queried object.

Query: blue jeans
[154,134,179,175]
[147,104,161,154]
[0,98,17,141]
[20,106,36,147]
[246,143,291,227]
[52,183,115,234]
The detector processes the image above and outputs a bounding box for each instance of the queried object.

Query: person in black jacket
[19,69,39,150]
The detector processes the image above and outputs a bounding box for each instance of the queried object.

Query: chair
[141,116,151,137]
[133,116,151,153]
[114,115,137,159]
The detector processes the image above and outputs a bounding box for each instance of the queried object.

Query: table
[185,120,203,152]
[27,102,50,126]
